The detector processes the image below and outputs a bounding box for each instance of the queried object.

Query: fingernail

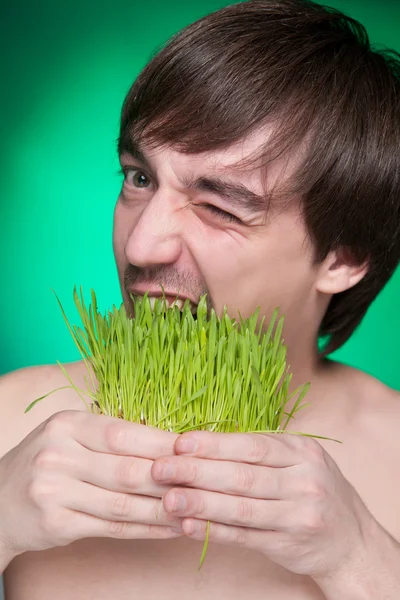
[178,436,198,454]
[183,519,196,535]
[157,464,176,481]
[172,493,187,512]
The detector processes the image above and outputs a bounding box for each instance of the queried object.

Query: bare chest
[4,538,325,600]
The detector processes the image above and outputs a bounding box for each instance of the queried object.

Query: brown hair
[118,0,400,355]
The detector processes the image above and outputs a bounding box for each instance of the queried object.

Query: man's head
[113,0,400,357]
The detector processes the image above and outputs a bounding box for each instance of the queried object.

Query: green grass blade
[198,520,211,571]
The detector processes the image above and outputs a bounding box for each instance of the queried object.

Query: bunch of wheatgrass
[26,287,314,567]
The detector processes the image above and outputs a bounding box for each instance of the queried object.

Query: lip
[127,287,199,307]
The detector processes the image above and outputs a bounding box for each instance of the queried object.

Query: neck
[283,324,334,418]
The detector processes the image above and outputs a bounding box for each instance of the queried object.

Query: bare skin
[1,131,399,598]
[1,358,399,600]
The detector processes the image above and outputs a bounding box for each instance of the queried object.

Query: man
[0,0,399,598]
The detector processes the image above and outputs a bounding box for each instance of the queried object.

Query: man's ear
[315,249,369,295]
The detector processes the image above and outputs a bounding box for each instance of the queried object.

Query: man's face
[113,130,322,347]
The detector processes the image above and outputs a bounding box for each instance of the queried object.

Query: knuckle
[274,470,285,497]
[43,411,74,438]
[235,526,249,547]
[191,494,207,518]
[301,506,324,535]
[115,458,138,489]
[304,437,325,462]
[234,464,257,493]
[28,479,53,504]
[172,460,198,485]
[33,448,63,471]
[110,493,134,519]
[153,525,179,539]
[104,422,127,454]
[107,519,130,538]
[236,498,254,523]
[247,434,269,464]
[185,462,199,485]
[303,477,326,500]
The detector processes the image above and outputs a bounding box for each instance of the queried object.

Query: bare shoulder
[347,364,400,435]
[0,361,88,458]
[322,362,400,458]
[318,363,400,539]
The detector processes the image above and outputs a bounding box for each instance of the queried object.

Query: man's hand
[151,430,376,579]
[0,410,183,567]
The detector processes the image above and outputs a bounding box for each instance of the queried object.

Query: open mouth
[132,294,198,317]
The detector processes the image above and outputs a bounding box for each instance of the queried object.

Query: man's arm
[151,422,400,596]
[0,363,87,574]
[313,518,400,600]
[0,366,65,574]
[0,363,85,459]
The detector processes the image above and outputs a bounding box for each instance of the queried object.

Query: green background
[0,0,399,389]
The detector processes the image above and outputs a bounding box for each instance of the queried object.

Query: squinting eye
[201,204,242,224]
[123,168,151,188]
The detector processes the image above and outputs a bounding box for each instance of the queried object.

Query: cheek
[195,225,314,320]
[252,246,317,323]
[193,224,238,255]
[113,202,131,268]
[188,231,253,314]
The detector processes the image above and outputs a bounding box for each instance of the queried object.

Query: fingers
[152,455,291,499]
[77,447,169,498]
[78,412,178,457]
[65,509,183,542]
[49,410,178,458]
[174,430,299,467]
[162,487,291,531]
[63,480,182,529]
[180,518,280,553]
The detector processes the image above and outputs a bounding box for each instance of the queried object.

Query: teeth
[134,295,197,314]
[172,298,185,311]
[148,297,157,310]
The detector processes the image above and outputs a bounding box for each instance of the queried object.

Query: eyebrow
[182,175,267,214]
[120,138,267,215]
[121,137,149,166]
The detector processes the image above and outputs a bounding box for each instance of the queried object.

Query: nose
[124,190,183,268]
